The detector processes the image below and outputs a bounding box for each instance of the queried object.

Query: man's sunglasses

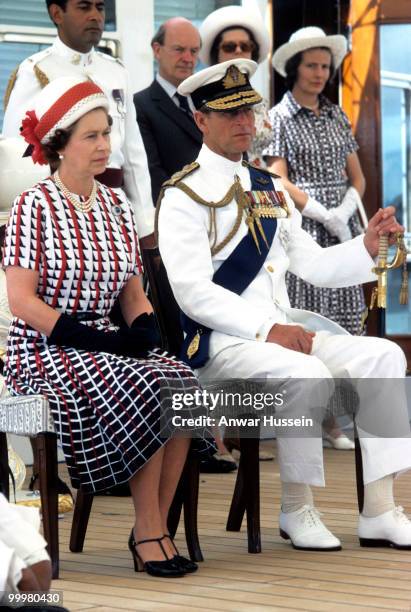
[219,41,255,54]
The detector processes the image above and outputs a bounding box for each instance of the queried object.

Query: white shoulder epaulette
[95,50,124,67]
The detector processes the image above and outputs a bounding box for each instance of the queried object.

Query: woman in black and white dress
[3,76,211,578]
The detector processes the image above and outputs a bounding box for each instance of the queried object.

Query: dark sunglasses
[219,41,255,54]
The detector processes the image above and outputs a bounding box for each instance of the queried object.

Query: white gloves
[302,190,363,243]
[303,197,333,225]
[335,186,368,230]
[333,186,361,224]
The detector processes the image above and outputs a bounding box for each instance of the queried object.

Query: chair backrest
[142,247,183,356]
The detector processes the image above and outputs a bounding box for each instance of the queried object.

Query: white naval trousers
[199,332,411,486]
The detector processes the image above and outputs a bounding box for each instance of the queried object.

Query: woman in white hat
[265,27,367,450]
[2,76,213,578]
[199,5,272,167]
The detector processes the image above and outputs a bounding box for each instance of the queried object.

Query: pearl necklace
[53,171,97,213]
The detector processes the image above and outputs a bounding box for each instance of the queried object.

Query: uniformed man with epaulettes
[2,0,155,245]
[157,58,411,553]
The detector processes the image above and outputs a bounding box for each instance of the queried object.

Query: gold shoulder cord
[174,178,248,255]
[155,163,250,255]
[3,68,18,111]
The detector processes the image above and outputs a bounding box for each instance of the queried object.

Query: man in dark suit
[133,17,203,204]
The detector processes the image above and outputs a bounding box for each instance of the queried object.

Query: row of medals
[244,188,289,253]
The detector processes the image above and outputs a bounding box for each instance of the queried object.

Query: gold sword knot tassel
[370,232,407,310]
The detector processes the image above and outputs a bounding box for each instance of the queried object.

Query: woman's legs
[128,436,191,562]
[129,445,166,562]
[158,436,191,534]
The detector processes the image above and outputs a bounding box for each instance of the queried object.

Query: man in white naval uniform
[158,58,411,551]
[2,0,155,245]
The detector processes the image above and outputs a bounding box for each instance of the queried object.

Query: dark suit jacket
[133,80,202,204]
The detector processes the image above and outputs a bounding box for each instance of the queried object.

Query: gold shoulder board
[154,162,200,240]
[34,64,49,89]
[3,67,18,111]
[242,160,281,180]
[162,162,200,190]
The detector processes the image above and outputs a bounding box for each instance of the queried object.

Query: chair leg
[354,422,364,514]
[167,476,184,539]
[182,453,203,562]
[37,433,59,579]
[0,432,10,499]
[69,489,94,553]
[226,435,261,553]
[241,436,261,554]
[167,449,203,562]
[226,461,246,531]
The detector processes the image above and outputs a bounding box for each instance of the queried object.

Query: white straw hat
[199,5,271,66]
[272,26,347,77]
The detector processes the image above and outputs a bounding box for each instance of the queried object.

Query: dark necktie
[175,92,193,119]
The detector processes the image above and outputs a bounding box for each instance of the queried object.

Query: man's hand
[364,206,404,258]
[266,323,315,354]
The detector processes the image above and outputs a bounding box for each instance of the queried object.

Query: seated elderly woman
[2,76,211,579]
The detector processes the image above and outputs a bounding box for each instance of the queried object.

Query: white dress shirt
[155,72,196,113]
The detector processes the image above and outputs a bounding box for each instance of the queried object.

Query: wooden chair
[143,246,262,553]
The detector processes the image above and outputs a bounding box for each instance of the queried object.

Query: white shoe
[214,451,237,465]
[323,432,355,450]
[358,506,411,549]
[279,505,342,551]
[258,449,275,461]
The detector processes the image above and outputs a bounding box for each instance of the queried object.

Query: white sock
[363,474,395,517]
[281,482,314,514]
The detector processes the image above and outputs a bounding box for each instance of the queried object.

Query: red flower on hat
[20,110,47,166]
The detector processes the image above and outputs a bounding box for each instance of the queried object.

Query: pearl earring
[59,154,64,160]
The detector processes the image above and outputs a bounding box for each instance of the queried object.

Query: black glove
[129,312,161,355]
[48,312,160,358]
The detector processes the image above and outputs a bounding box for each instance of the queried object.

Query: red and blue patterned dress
[3,178,209,493]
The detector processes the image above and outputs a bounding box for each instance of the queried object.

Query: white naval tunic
[159,144,411,487]
[2,37,154,238]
